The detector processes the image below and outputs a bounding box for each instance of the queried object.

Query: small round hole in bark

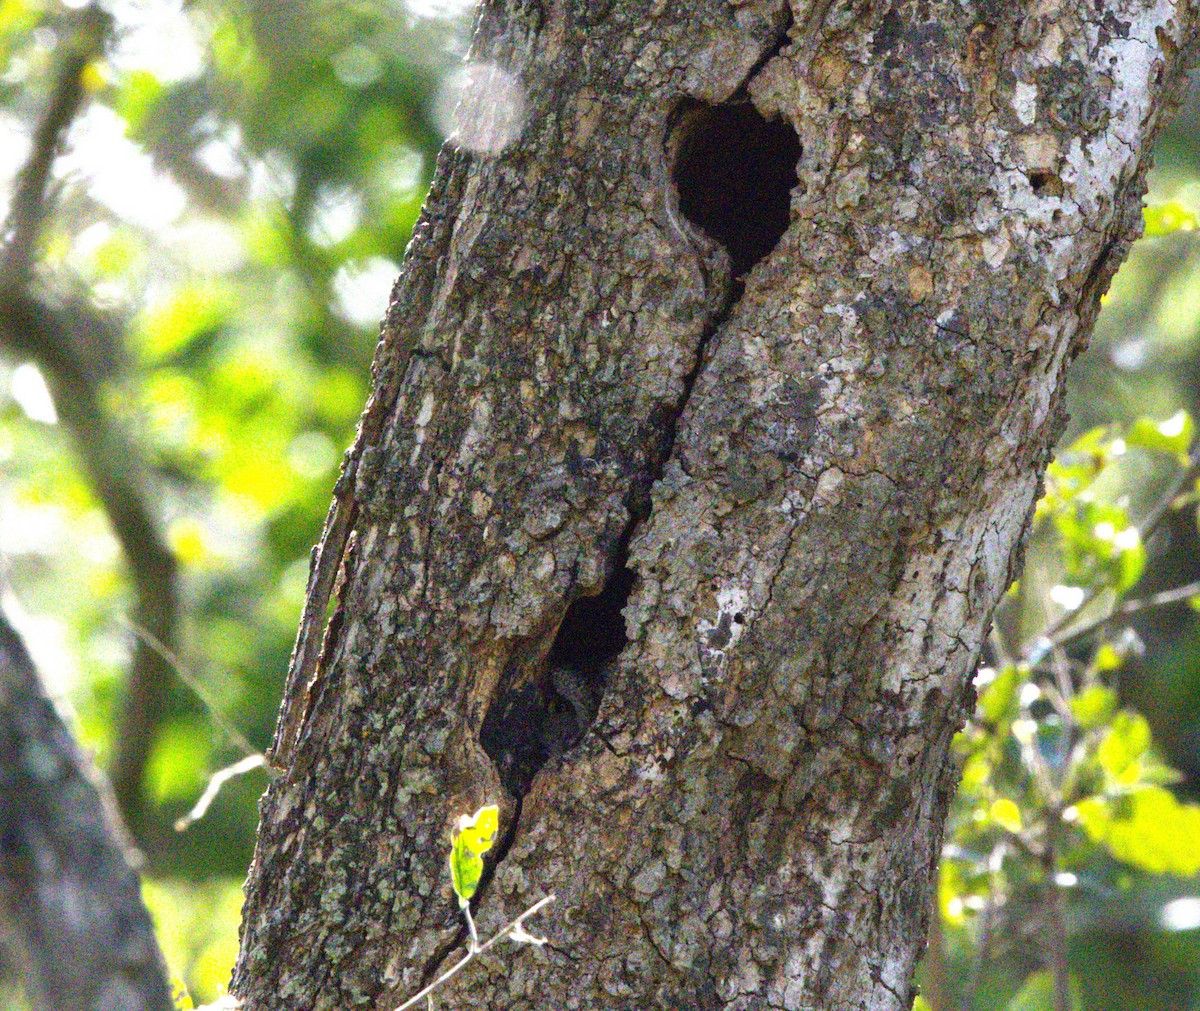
[670,100,800,276]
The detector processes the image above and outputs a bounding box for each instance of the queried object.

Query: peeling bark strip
[235,1,1198,1008]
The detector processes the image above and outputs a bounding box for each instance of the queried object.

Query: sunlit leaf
[114,68,164,131]
[171,977,194,1009]
[1127,411,1194,461]
[960,753,992,794]
[145,718,212,806]
[979,664,1024,725]
[1076,787,1200,875]
[1005,970,1081,1010]
[1038,426,1122,522]
[1070,686,1117,729]
[990,798,1023,833]
[134,282,232,363]
[1090,643,1125,673]
[1095,711,1151,784]
[143,878,246,1005]
[449,805,500,907]
[1053,498,1144,593]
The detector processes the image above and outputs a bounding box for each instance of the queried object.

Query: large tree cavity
[670,98,800,278]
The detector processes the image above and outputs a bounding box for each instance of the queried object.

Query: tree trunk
[233,1,1198,1008]
[0,609,174,1011]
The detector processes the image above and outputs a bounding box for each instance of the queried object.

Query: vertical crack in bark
[463,18,801,988]
[480,20,800,800]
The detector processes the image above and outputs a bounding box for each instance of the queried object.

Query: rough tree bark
[234,1,1199,1008]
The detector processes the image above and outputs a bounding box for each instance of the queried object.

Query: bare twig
[114,618,272,833]
[1041,841,1071,1011]
[961,842,1006,1011]
[1049,577,1200,655]
[173,754,267,832]
[395,895,555,1011]
[118,616,258,760]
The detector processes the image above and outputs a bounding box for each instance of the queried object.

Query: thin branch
[961,842,1006,1011]
[395,895,555,1011]
[1,4,109,288]
[0,289,180,839]
[118,615,259,760]
[173,754,266,832]
[1041,841,1071,1011]
[0,6,183,838]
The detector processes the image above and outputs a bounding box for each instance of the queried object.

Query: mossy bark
[233,1,1199,1007]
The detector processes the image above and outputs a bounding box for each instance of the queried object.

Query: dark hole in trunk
[671,99,800,277]
[480,554,635,798]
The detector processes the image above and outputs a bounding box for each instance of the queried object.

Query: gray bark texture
[233,0,1199,1008]
[0,608,174,1011]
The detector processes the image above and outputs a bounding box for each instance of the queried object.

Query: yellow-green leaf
[449,805,500,907]
[979,665,1024,724]
[1127,411,1194,462]
[1091,643,1124,673]
[1005,970,1081,1011]
[171,978,194,1010]
[1076,787,1200,875]
[1096,711,1151,784]
[960,753,992,794]
[1070,685,1117,729]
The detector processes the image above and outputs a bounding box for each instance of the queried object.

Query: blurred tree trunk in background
[0,608,173,1011]
[233,1,1199,1008]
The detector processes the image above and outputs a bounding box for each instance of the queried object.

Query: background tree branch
[0,604,173,1011]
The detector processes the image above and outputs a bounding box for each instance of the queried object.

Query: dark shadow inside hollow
[545,561,634,674]
[480,558,636,798]
[671,99,801,276]
[480,103,799,800]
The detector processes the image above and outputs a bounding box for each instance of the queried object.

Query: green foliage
[0,0,462,871]
[0,0,471,1001]
[1126,410,1195,461]
[143,877,245,1003]
[940,415,1200,1007]
[1004,971,1081,1011]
